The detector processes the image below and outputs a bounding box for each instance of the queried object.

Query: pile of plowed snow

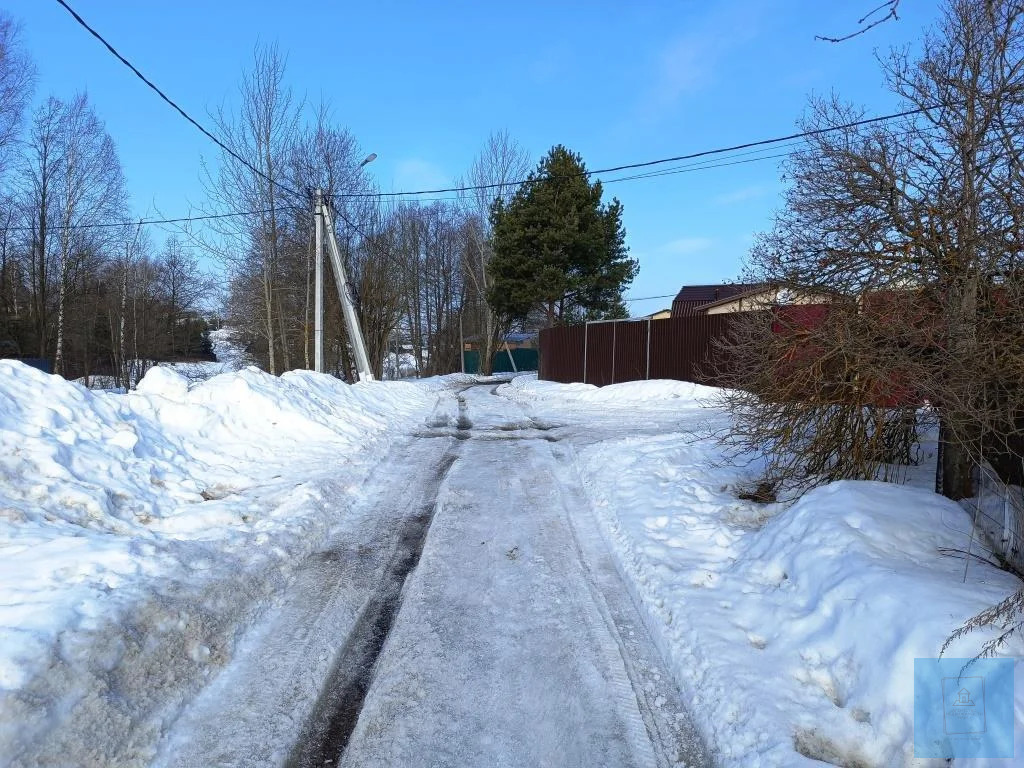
[0,361,433,764]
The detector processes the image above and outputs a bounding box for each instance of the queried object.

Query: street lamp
[314,152,377,375]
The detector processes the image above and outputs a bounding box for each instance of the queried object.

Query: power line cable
[605,151,794,183]
[331,106,930,200]
[1,123,929,233]
[377,147,799,203]
[0,206,303,233]
[356,125,925,204]
[623,293,676,302]
[0,145,832,233]
[54,0,304,201]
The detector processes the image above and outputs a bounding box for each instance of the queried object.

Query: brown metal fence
[539,314,744,386]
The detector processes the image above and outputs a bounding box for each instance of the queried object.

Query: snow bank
[504,378,1024,767]
[500,373,719,405]
[0,359,433,765]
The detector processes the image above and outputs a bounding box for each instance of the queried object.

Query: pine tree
[487,145,637,326]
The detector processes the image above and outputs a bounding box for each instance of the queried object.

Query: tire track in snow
[546,440,714,768]
[287,437,462,768]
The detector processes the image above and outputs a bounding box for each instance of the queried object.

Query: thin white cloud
[391,158,449,192]
[659,237,714,255]
[637,0,765,119]
[713,184,771,205]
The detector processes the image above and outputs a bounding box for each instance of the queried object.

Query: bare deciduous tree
[21,97,62,358]
[816,1,901,43]
[459,131,530,374]
[202,44,300,375]
[0,13,34,178]
[50,94,126,375]
[158,236,210,358]
[723,0,1024,502]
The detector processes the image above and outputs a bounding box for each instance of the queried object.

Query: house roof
[693,285,773,312]
[638,308,672,318]
[672,283,761,305]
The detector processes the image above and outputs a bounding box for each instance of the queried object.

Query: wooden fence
[538,314,745,386]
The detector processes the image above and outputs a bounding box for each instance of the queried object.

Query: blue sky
[11,1,942,317]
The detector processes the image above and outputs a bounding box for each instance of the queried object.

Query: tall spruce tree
[487,145,637,326]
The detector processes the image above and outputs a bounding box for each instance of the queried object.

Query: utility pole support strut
[320,200,375,382]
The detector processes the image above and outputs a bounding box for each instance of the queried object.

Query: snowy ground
[2,366,1022,767]
[501,375,1024,767]
[0,359,434,766]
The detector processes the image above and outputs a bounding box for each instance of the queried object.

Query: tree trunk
[118,256,128,387]
[34,219,47,358]
[939,422,975,500]
[276,289,291,371]
[480,306,496,376]
[54,264,66,375]
[262,261,276,375]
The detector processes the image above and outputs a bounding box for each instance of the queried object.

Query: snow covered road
[140,382,708,768]
[0,369,710,767]
[156,433,462,768]
[316,385,710,768]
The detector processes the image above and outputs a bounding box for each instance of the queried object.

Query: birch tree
[51,94,125,375]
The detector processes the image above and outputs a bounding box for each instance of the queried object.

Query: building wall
[703,289,830,315]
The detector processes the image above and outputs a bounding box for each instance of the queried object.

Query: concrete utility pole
[321,199,375,381]
[314,189,325,373]
[311,153,376,380]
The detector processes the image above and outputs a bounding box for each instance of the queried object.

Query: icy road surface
[160,382,710,768]
[319,385,709,768]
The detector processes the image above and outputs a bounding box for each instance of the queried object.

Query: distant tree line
[0,14,212,386]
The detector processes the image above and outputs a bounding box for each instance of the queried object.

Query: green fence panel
[462,348,538,375]
[492,348,538,373]
[462,350,481,374]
